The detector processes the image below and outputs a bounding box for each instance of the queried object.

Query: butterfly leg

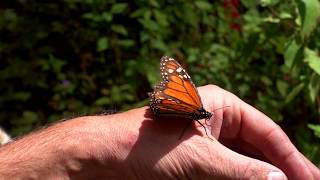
[195,120,214,141]
[205,118,211,126]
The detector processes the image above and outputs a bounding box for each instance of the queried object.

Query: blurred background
[0,0,319,165]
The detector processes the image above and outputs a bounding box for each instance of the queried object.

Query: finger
[198,85,226,138]
[220,137,268,162]
[198,85,318,179]
[300,153,320,178]
[201,139,288,180]
[238,100,316,179]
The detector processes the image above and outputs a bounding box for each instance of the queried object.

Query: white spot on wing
[168,69,174,73]
[176,67,182,72]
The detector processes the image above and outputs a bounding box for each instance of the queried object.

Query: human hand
[1,85,319,179]
[65,85,319,179]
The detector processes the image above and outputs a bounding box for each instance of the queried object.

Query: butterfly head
[194,108,212,120]
[203,109,213,120]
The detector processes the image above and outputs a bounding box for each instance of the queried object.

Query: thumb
[209,142,288,180]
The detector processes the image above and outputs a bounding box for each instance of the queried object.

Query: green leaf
[284,38,303,70]
[260,0,280,6]
[101,12,113,22]
[149,0,160,7]
[240,0,257,8]
[304,48,320,75]
[285,83,305,104]
[13,92,31,101]
[97,37,109,52]
[261,76,273,86]
[276,80,289,97]
[308,124,320,138]
[111,86,121,103]
[308,73,320,103]
[183,4,198,27]
[13,111,38,125]
[138,19,160,31]
[23,111,38,123]
[294,0,320,39]
[153,10,168,27]
[48,55,66,72]
[0,9,18,30]
[110,3,127,14]
[152,39,168,51]
[195,1,213,10]
[260,0,279,6]
[95,97,111,106]
[117,39,135,47]
[111,25,128,36]
[82,12,101,22]
[130,8,146,18]
[279,12,293,19]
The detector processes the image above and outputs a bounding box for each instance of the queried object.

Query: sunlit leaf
[48,55,66,72]
[284,38,303,69]
[149,0,160,7]
[308,73,320,103]
[285,83,305,104]
[101,12,112,22]
[97,37,109,52]
[117,39,135,47]
[95,97,111,106]
[308,124,320,138]
[294,0,320,39]
[12,92,31,101]
[276,80,289,97]
[305,48,320,75]
[20,111,38,124]
[260,0,280,6]
[111,3,127,14]
[153,10,168,26]
[261,76,273,86]
[195,1,213,10]
[111,25,128,36]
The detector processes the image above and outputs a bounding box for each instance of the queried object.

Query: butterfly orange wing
[149,56,211,120]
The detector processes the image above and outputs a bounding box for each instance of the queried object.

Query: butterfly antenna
[205,105,231,126]
[196,120,214,141]
[213,105,231,112]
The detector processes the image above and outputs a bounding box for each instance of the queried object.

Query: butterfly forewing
[162,57,202,107]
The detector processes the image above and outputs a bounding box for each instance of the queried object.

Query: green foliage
[0,0,319,165]
[294,0,320,39]
[308,124,320,138]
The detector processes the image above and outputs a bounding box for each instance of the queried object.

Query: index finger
[200,85,318,179]
[231,95,316,179]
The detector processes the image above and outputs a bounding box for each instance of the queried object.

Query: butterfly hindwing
[149,87,198,118]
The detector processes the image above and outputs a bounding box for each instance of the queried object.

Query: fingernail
[268,171,287,180]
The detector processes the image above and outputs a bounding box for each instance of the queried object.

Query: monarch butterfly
[148,56,213,139]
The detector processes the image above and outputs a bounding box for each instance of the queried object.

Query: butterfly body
[149,56,213,139]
